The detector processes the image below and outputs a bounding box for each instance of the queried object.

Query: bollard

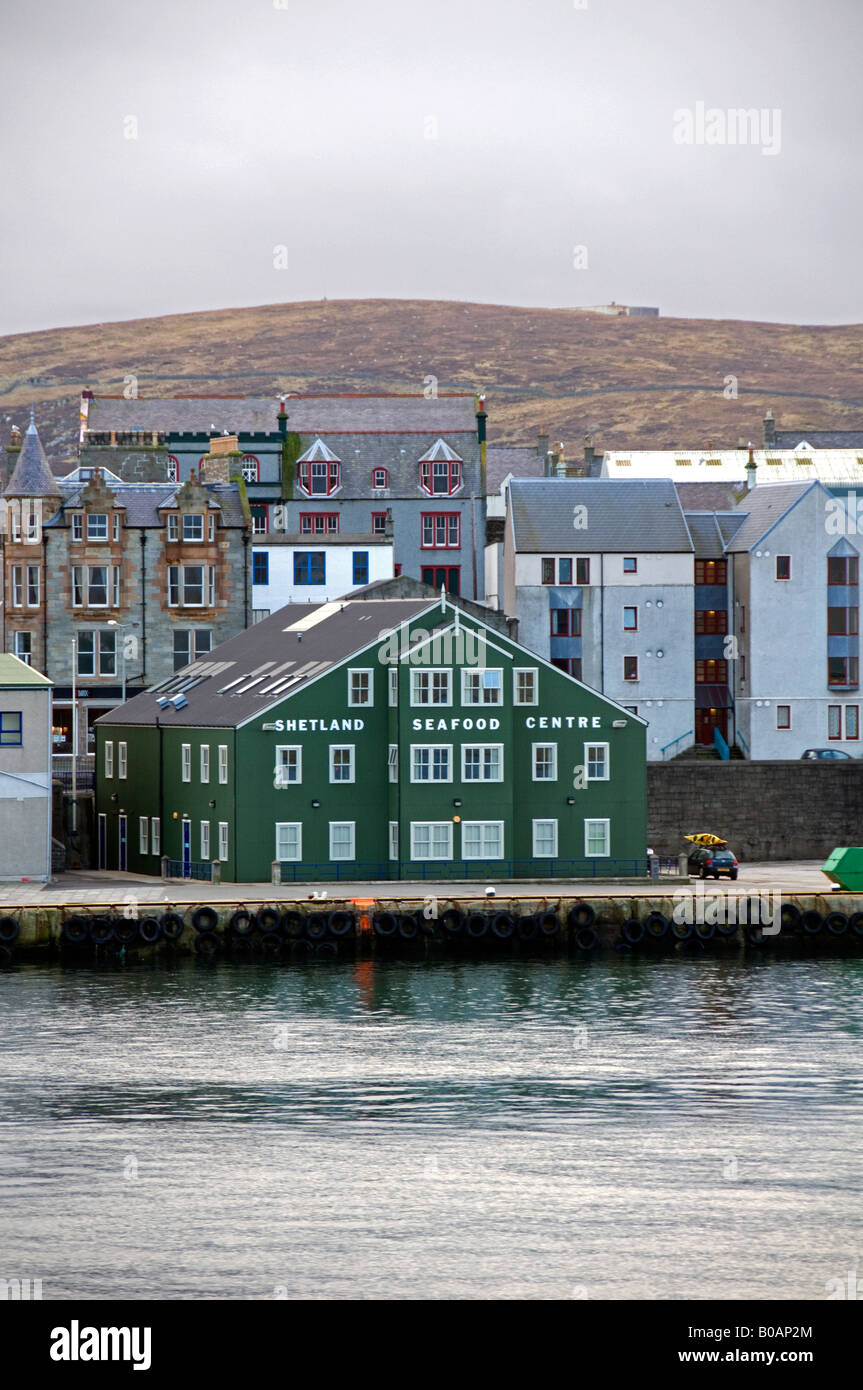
[271,860,281,886]
[211,860,221,885]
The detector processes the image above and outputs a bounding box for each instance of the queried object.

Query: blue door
[118,815,127,872]
[98,814,107,870]
[182,820,191,877]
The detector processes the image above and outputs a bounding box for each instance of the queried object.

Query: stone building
[1,419,250,761]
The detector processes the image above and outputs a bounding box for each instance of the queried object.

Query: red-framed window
[242,455,260,482]
[828,705,842,739]
[623,606,638,631]
[372,468,388,489]
[372,512,387,534]
[551,657,582,679]
[624,656,638,681]
[298,458,340,496]
[550,608,581,637]
[421,564,460,595]
[695,659,729,683]
[394,563,402,577]
[421,513,460,549]
[828,656,859,687]
[541,558,555,584]
[419,457,461,496]
[776,705,791,729]
[300,513,339,535]
[558,558,572,584]
[250,504,269,535]
[623,557,637,574]
[828,607,859,635]
[167,454,180,483]
[695,609,728,634]
[576,558,590,585]
[776,555,791,580]
[695,559,727,585]
[847,705,860,739]
[828,556,859,585]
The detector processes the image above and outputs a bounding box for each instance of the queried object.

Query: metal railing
[276,857,650,883]
[163,859,213,881]
[661,729,694,759]
[736,730,750,759]
[52,758,95,791]
[713,727,731,760]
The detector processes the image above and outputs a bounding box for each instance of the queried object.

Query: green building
[95,592,647,882]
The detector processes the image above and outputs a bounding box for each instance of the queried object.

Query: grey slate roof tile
[722,481,827,552]
[86,394,479,436]
[486,445,545,492]
[510,478,694,552]
[4,423,61,498]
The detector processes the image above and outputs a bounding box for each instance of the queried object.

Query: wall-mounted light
[311,799,320,809]
[452,797,462,808]
[172,811,178,820]
[453,815,461,823]
[111,792,118,802]
[566,796,575,805]
[208,799,216,808]
[612,719,627,728]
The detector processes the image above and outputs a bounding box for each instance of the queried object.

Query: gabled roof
[4,420,61,499]
[0,653,52,687]
[51,481,246,528]
[723,481,828,553]
[775,429,863,450]
[86,396,279,434]
[509,478,693,553]
[417,438,463,463]
[280,395,478,434]
[96,598,437,728]
[683,512,727,559]
[296,438,341,464]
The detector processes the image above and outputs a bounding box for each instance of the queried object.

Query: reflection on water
[0,956,861,1299]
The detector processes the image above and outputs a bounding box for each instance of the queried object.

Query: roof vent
[156,696,170,709]
[171,694,188,710]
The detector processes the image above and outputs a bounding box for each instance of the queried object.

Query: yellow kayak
[684,833,728,847]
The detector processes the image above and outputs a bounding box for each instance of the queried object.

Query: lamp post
[106,620,131,704]
[71,635,77,833]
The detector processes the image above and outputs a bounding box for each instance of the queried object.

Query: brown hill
[1,298,861,465]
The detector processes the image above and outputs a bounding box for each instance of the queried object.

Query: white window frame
[532,742,558,781]
[276,822,302,862]
[461,820,504,860]
[275,745,302,786]
[348,667,374,707]
[388,744,399,783]
[118,740,127,779]
[104,740,114,778]
[585,818,611,858]
[208,514,216,542]
[218,822,229,861]
[513,667,538,706]
[411,744,452,782]
[329,821,356,861]
[218,745,228,784]
[532,818,558,858]
[11,567,22,608]
[139,816,148,854]
[388,666,398,706]
[87,513,108,540]
[410,668,452,706]
[461,667,503,706]
[72,514,84,542]
[200,820,210,860]
[183,513,204,543]
[181,743,191,782]
[151,817,160,856]
[200,745,210,783]
[26,565,40,607]
[329,744,355,784]
[167,514,179,542]
[410,821,454,861]
[112,514,120,542]
[461,743,504,782]
[585,742,609,781]
[389,821,399,861]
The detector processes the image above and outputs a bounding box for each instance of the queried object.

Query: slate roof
[50,480,247,528]
[722,482,826,553]
[675,481,745,511]
[775,430,863,449]
[96,598,438,728]
[4,422,61,498]
[486,445,545,493]
[509,478,693,553]
[85,394,479,436]
[87,397,279,433]
[0,653,52,687]
[683,513,727,558]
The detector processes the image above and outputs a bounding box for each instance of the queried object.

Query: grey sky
[2,0,861,334]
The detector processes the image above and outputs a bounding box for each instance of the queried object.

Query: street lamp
[106,620,133,703]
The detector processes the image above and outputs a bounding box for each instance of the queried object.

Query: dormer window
[167,514,179,541]
[183,513,204,542]
[167,455,180,483]
[72,514,84,542]
[373,467,388,489]
[87,513,108,540]
[418,440,463,496]
[241,455,260,482]
[297,440,341,497]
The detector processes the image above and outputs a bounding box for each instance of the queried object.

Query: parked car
[800,748,854,760]
[687,845,739,880]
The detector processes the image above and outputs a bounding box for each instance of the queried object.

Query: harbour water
[1,955,861,1300]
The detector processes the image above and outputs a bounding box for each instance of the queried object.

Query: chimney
[584,432,600,475]
[537,428,548,465]
[763,408,776,448]
[745,443,758,492]
[277,395,288,439]
[475,393,487,444]
[555,443,567,478]
[384,507,394,538]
